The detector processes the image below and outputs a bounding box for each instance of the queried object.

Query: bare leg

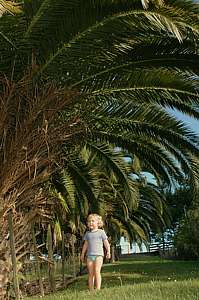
[86,259,95,291]
[94,256,103,290]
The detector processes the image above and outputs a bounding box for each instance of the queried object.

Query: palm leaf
[86,142,139,210]
[0,0,21,16]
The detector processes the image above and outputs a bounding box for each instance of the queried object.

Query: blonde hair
[87,214,104,228]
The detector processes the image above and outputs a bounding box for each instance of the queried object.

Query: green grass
[25,256,199,300]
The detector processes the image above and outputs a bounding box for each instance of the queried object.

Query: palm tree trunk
[110,244,115,263]
[71,234,76,277]
[0,204,10,298]
[8,209,20,300]
[61,231,65,285]
[31,224,44,297]
[47,224,55,292]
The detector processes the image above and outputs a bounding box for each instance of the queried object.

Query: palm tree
[51,144,172,261]
[0,0,199,296]
[53,146,168,238]
[0,78,85,297]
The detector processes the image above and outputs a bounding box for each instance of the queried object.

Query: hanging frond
[0,0,21,16]
[86,142,139,210]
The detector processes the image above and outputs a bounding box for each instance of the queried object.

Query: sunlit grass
[25,256,199,300]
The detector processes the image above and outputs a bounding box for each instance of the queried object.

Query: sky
[169,109,199,135]
[142,109,199,186]
[170,0,199,134]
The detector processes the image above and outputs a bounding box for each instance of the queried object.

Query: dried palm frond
[0,75,87,297]
[0,0,21,17]
[0,75,84,207]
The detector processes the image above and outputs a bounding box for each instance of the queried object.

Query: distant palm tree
[51,145,171,261]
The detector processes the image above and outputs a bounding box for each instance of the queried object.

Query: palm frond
[58,169,76,212]
[0,0,21,16]
[86,142,139,210]
[25,1,198,78]
[67,159,99,212]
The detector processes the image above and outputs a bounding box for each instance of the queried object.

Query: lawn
[25,256,199,300]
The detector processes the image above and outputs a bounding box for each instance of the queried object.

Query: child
[80,214,111,291]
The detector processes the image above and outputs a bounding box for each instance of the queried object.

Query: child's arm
[103,239,111,259]
[80,240,88,262]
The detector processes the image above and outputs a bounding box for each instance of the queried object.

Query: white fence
[120,238,174,255]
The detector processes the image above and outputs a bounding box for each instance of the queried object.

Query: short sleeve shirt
[83,229,108,256]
